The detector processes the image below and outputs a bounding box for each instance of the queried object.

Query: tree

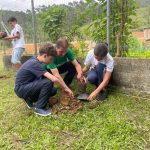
[115,0,136,57]
[39,6,66,43]
[38,3,86,42]
[83,0,137,56]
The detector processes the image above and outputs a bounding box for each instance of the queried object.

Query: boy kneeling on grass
[46,38,83,88]
[15,43,73,116]
[83,43,114,101]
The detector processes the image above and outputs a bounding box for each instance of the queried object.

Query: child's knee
[87,74,97,84]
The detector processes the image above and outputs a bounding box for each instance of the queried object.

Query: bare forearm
[95,72,112,93]
[95,80,109,93]
[44,72,73,97]
[50,69,70,90]
[72,60,83,76]
[76,65,82,76]
[56,79,67,89]
[5,36,16,40]
[56,75,69,90]
[5,34,20,40]
[44,72,68,90]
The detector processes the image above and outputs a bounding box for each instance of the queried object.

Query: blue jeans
[12,47,24,64]
[87,63,106,87]
[15,78,57,109]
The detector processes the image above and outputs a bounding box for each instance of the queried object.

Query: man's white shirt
[84,49,114,72]
[11,24,25,49]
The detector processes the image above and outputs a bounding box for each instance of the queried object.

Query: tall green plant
[39,6,66,43]
[38,2,87,43]
[83,0,137,56]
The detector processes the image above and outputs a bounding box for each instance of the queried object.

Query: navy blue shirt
[15,57,47,86]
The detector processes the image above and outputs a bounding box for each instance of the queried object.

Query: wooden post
[31,0,38,55]
[107,0,110,50]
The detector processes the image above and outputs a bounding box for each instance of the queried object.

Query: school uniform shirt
[46,48,75,70]
[84,49,114,72]
[15,57,47,99]
[11,24,25,49]
[15,57,47,86]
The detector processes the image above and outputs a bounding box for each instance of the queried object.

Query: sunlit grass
[126,49,150,58]
[0,54,150,149]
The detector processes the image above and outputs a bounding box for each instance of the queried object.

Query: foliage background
[0,0,150,57]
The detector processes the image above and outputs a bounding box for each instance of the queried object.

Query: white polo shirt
[11,24,25,49]
[84,49,114,72]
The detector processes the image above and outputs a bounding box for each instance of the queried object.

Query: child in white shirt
[4,17,25,69]
[83,43,114,101]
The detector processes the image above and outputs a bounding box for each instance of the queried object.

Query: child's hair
[56,38,69,49]
[0,32,7,39]
[7,17,17,23]
[39,43,56,57]
[94,43,108,58]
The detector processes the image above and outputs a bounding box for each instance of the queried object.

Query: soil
[52,91,83,114]
[77,81,86,93]
[49,97,58,107]
[50,90,103,114]
[0,75,10,80]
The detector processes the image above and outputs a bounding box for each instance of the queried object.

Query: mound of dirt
[49,97,58,107]
[52,91,83,114]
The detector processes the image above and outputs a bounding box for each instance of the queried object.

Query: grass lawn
[0,54,150,150]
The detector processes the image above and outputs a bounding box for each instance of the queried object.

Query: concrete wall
[3,55,33,68]
[112,58,150,93]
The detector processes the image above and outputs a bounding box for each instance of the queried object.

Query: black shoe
[23,98,34,109]
[96,90,107,101]
[34,108,52,116]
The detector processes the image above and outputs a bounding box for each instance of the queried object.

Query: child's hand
[77,73,82,81]
[64,88,74,98]
[80,76,87,84]
[88,90,98,101]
